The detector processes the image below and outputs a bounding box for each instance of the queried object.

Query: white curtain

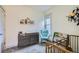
[0,6,5,52]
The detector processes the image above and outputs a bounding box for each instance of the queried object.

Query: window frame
[44,14,52,37]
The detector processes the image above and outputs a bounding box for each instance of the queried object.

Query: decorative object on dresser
[18,32,39,48]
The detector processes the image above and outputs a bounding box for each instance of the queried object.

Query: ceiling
[30,5,53,12]
[2,5,53,13]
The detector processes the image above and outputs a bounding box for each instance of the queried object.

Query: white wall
[3,6,44,49]
[45,6,79,41]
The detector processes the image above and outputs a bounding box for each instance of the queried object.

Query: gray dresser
[18,32,39,48]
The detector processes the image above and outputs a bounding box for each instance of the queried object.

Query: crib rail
[45,42,71,53]
[68,35,79,53]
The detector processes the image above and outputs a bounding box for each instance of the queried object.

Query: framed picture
[20,19,24,24]
[20,17,34,24]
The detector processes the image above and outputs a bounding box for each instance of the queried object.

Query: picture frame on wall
[20,19,25,24]
[20,17,34,24]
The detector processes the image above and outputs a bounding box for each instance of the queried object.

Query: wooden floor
[3,44,45,53]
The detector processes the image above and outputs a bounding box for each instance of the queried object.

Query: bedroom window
[44,15,51,36]
[40,14,52,39]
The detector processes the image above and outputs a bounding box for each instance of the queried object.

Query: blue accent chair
[40,29,49,43]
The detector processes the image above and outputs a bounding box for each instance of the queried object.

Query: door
[0,7,5,52]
